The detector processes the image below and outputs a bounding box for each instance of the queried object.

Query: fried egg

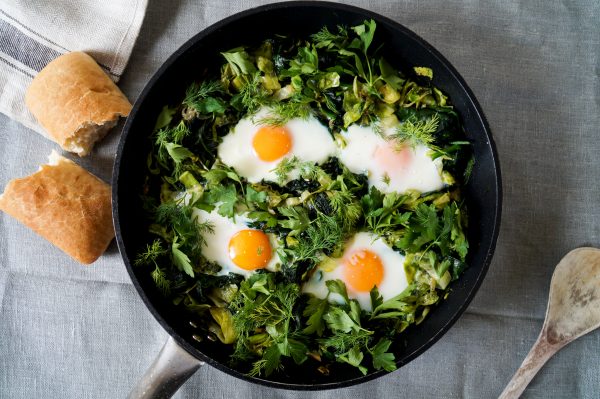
[218,107,336,183]
[193,208,281,277]
[337,124,444,194]
[302,232,409,311]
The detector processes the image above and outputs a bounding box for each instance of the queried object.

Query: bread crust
[0,153,114,264]
[25,52,132,156]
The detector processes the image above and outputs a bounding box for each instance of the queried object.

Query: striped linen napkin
[0,0,147,136]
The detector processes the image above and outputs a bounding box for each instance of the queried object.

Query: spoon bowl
[499,247,600,398]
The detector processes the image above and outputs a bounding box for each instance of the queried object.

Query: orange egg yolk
[343,249,384,292]
[228,229,272,270]
[252,126,292,162]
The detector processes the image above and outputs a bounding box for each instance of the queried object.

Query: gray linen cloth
[1,1,599,398]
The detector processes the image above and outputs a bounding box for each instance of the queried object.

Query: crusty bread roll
[25,52,132,156]
[0,151,114,264]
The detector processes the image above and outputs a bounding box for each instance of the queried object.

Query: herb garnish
[135,20,472,378]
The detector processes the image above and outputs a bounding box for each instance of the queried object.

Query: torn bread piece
[25,52,132,156]
[0,151,114,264]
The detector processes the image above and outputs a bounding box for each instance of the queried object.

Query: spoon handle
[498,332,562,399]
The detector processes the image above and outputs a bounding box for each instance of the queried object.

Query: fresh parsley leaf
[153,105,177,131]
[172,239,194,277]
[370,286,384,310]
[338,345,367,374]
[288,339,308,364]
[202,163,241,187]
[370,339,396,372]
[278,206,310,235]
[415,203,439,242]
[282,45,319,76]
[351,19,376,53]
[245,186,267,204]
[372,283,439,320]
[222,48,257,76]
[247,210,278,228]
[362,187,411,235]
[302,296,328,336]
[165,143,194,164]
[347,345,364,366]
[379,58,404,90]
[206,184,238,218]
[338,48,365,79]
[258,345,282,377]
[349,300,362,325]
[325,279,350,303]
[323,307,357,333]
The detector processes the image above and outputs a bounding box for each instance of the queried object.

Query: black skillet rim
[113,0,502,391]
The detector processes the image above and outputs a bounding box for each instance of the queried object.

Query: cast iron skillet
[113,2,502,397]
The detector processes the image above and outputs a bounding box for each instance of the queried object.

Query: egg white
[217,107,336,183]
[302,232,409,311]
[192,208,281,278]
[337,124,444,194]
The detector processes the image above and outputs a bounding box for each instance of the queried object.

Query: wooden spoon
[499,247,600,398]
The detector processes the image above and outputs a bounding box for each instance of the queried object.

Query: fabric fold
[0,0,147,136]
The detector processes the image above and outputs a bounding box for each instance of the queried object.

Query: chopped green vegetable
[414,66,433,79]
[135,20,472,379]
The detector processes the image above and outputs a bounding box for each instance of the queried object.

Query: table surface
[1,1,599,398]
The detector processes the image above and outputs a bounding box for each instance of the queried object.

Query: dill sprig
[256,100,312,126]
[155,201,214,250]
[231,275,302,376]
[311,25,350,50]
[371,119,384,138]
[390,113,440,148]
[240,72,271,114]
[272,156,328,184]
[135,239,171,295]
[292,213,345,264]
[183,80,225,115]
[298,162,328,183]
[329,190,362,229]
[272,156,297,183]
[155,121,191,148]
[319,329,372,354]
[184,80,222,104]
[237,284,299,329]
[134,239,167,266]
[136,19,473,379]
[154,120,193,170]
[151,267,171,295]
[171,122,191,143]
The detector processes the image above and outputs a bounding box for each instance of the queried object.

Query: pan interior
[113,1,501,390]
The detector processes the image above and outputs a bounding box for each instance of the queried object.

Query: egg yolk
[228,229,272,270]
[374,141,413,175]
[252,126,292,162]
[343,249,384,292]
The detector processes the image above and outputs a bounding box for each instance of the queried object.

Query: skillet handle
[128,337,204,399]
